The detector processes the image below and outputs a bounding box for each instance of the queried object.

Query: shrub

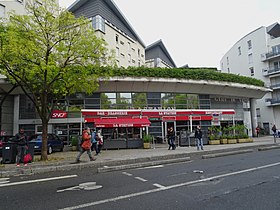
[143,134,152,143]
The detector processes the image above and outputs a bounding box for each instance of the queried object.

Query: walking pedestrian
[75,127,95,163]
[195,126,203,150]
[167,126,176,150]
[91,129,98,155]
[256,126,260,137]
[272,124,277,137]
[14,128,27,166]
[96,130,103,154]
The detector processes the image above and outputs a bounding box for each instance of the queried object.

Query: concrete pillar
[250,99,258,137]
[13,95,20,135]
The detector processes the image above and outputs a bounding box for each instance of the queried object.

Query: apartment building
[145,40,177,68]
[68,0,146,68]
[0,0,59,18]
[220,22,280,134]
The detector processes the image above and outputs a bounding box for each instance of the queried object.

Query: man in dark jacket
[195,126,203,150]
[14,128,27,166]
[167,126,176,150]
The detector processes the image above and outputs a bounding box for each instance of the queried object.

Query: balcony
[265,98,280,106]
[270,83,280,90]
[261,51,280,62]
[262,67,280,76]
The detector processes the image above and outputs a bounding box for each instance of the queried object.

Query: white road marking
[59,162,280,210]
[0,175,77,188]
[57,182,102,193]
[122,172,133,176]
[153,183,166,189]
[142,165,164,169]
[0,178,10,184]
[134,177,147,182]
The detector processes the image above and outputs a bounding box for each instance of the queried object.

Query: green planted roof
[95,67,265,87]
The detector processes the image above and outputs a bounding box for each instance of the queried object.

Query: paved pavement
[1,136,280,177]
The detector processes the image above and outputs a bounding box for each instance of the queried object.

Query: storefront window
[187,94,199,109]
[132,93,147,108]
[67,93,84,111]
[101,93,116,109]
[19,95,36,119]
[85,93,101,109]
[116,93,131,109]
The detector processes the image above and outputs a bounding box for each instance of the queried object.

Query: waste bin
[2,142,17,164]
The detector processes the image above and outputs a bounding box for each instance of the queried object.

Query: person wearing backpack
[75,127,95,163]
[91,129,98,156]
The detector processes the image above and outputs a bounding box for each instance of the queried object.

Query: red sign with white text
[51,110,67,118]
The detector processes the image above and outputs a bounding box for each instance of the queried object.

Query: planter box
[126,139,143,149]
[103,139,127,149]
[208,140,220,145]
[237,138,250,143]
[71,146,77,151]
[143,142,150,149]
[220,139,228,144]
[227,139,237,144]
[248,138,254,143]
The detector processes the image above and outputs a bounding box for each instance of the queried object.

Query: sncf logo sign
[51,110,67,118]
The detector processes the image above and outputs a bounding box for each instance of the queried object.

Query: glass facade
[92,15,105,32]
[19,92,210,120]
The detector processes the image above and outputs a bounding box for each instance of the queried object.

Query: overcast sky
[59,0,280,68]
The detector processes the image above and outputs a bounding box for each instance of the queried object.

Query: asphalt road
[1,149,280,210]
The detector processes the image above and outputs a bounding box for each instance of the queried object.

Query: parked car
[28,134,64,154]
[0,135,14,157]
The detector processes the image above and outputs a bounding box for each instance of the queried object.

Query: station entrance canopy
[81,109,236,128]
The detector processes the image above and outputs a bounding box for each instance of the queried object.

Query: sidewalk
[1,136,280,177]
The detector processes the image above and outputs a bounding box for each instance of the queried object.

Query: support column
[13,95,20,135]
[250,99,258,137]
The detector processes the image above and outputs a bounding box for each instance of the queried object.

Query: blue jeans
[196,138,203,150]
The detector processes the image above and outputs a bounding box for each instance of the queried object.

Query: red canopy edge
[85,117,151,128]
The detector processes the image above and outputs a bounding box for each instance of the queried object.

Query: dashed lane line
[134,177,147,182]
[59,162,280,210]
[122,172,133,176]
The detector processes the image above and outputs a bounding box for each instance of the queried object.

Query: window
[256,108,261,118]
[0,4,5,18]
[227,68,230,73]
[128,54,131,63]
[274,61,280,70]
[249,67,254,76]
[92,15,105,33]
[116,47,119,57]
[248,53,253,64]
[247,40,252,50]
[226,57,229,65]
[272,45,280,55]
[138,49,140,57]
[115,35,119,44]
[128,42,131,52]
[238,46,241,55]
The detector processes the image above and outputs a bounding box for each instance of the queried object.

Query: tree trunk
[41,120,48,160]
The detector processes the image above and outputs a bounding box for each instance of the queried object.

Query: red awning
[86,118,151,128]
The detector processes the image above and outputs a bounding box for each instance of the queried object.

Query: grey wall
[146,46,175,68]
[71,0,138,42]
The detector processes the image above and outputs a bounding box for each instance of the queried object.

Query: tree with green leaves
[0,0,114,160]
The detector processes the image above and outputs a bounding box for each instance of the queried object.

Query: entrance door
[163,121,176,141]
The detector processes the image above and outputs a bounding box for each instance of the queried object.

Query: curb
[258,145,280,151]
[98,157,191,173]
[202,149,254,159]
